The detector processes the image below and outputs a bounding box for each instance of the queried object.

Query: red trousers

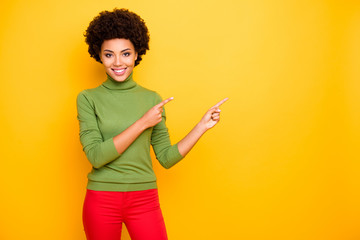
[82,188,168,240]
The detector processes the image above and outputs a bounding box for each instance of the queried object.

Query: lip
[112,68,127,76]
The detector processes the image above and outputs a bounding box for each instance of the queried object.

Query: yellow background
[1,0,359,239]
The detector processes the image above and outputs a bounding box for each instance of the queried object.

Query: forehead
[101,38,135,51]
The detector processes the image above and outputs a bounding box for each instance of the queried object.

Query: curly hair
[84,8,150,66]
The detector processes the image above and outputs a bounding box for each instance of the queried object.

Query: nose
[114,55,122,66]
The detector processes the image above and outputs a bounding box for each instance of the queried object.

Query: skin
[99,38,228,157]
[100,38,138,82]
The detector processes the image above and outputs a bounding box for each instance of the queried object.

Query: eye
[105,53,112,58]
[123,52,130,57]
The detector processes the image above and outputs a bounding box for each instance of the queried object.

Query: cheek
[127,57,137,66]
[102,59,112,67]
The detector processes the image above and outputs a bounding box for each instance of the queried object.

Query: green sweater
[76,72,184,191]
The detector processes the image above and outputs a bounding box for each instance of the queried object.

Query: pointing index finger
[212,97,229,108]
[156,97,174,108]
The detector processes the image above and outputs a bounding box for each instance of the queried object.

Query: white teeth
[114,69,125,73]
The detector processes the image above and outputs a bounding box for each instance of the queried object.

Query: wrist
[135,117,148,131]
[195,122,208,135]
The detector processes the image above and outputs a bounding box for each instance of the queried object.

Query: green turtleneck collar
[102,71,137,90]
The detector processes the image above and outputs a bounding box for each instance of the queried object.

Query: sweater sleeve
[76,90,120,169]
[151,93,184,169]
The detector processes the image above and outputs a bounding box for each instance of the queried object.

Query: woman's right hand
[140,97,174,129]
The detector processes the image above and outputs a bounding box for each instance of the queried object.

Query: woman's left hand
[199,97,229,130]
[176,97,229,157]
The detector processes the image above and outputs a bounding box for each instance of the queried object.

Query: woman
[77,8,228,240]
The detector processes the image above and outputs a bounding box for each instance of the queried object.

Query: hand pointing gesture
[112,96,228,158]
[199,97,229,130]
[141,97,174,129]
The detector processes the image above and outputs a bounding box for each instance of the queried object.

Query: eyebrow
[104,48,131,53]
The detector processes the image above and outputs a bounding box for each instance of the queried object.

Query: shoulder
[76,87,98,107]
[76,85,105,103]
[136,85,163,104]
[76,90,91,108]
[76,89,92,100]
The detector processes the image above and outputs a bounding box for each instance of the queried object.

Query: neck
[102,71,137,90]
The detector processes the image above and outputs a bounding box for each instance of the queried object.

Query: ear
[135,52,138,60]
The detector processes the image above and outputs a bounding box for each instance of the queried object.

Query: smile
[113,68,125,73]
[112,68,127,76]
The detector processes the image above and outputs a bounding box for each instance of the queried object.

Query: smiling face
[99,38,138,82]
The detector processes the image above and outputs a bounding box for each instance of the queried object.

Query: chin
[113,76,127,82]
[108,71,129,82]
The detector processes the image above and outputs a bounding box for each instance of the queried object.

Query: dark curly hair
[84,8,150,66]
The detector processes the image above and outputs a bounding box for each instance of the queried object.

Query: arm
[77,91,120,168]
[77,91,173,169]
[151,97,228,169]
[112,97,173,155]
[177,98,229,157]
